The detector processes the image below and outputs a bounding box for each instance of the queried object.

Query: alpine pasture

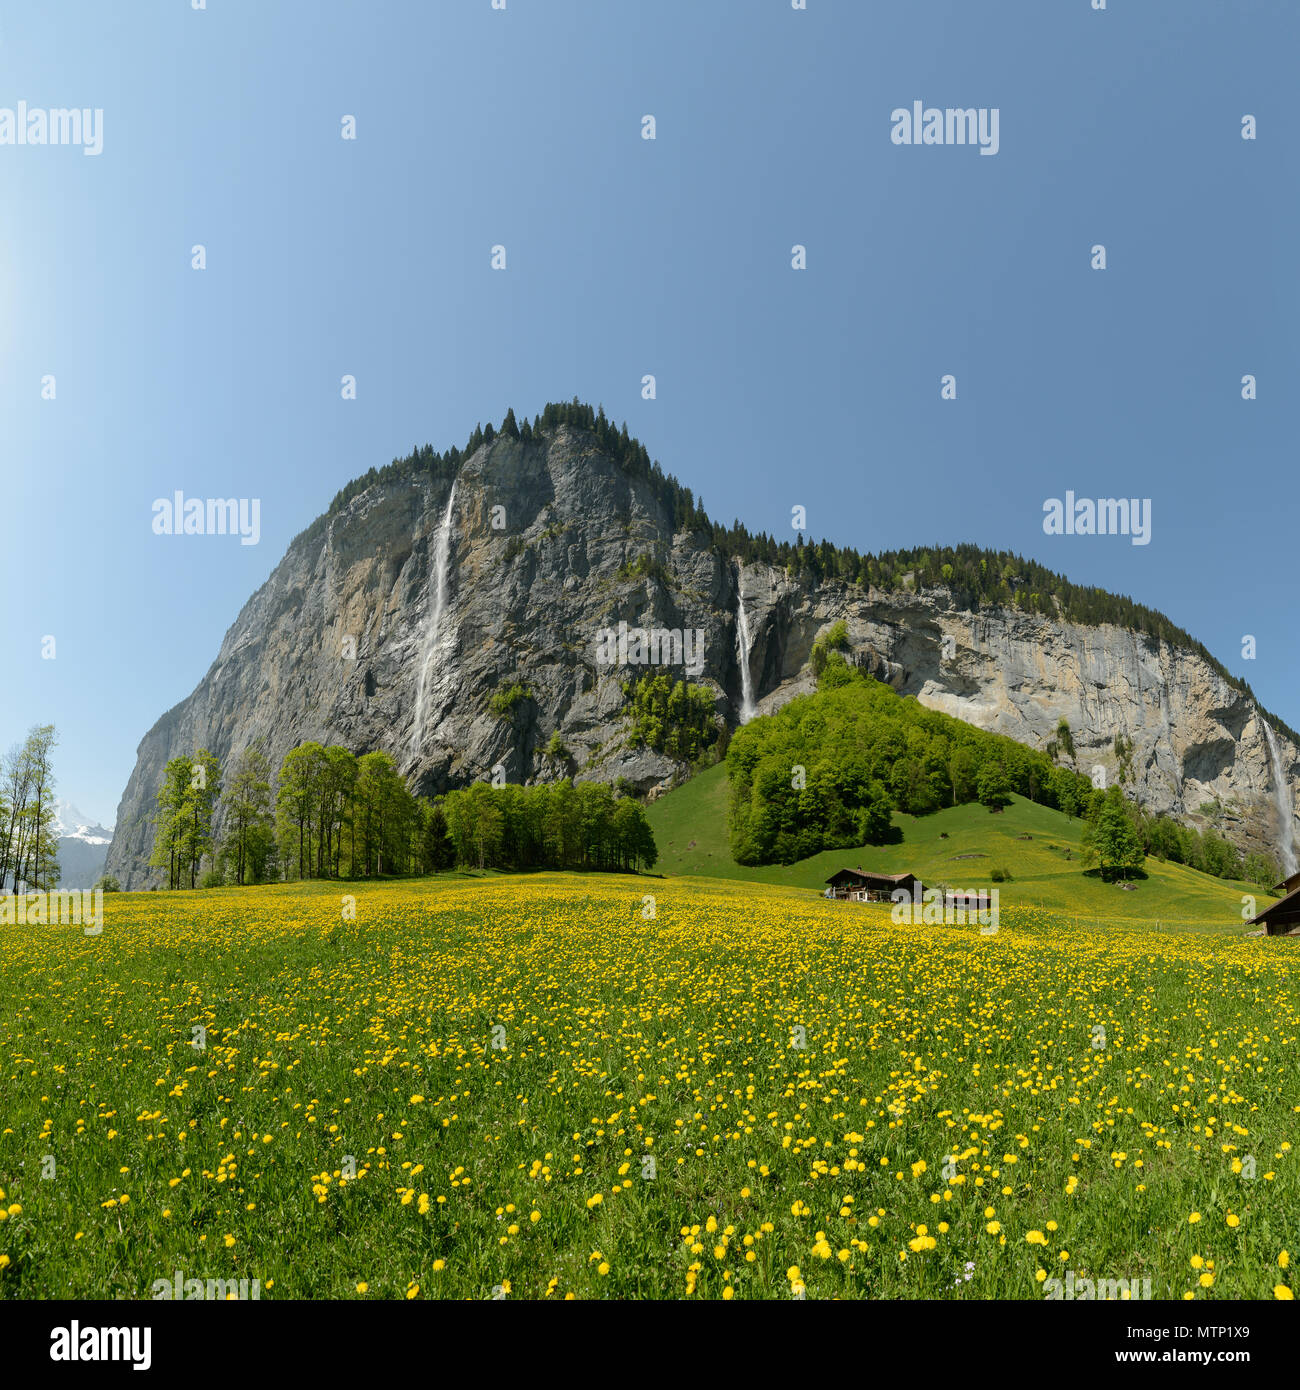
[1,872,1297,1300]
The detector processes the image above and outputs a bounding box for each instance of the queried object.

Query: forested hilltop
[727,639,1279,887]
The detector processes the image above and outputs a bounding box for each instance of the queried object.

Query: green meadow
[646,766,1267,928]
[1,873,1298,1302]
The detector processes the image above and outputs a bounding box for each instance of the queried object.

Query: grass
[646,765,1266,927]
[1,873,1299,1301]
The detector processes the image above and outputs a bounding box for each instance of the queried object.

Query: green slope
[646,764,1267,926]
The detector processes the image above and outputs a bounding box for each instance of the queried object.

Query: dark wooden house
[825,868,919,903]
[1247,886,1300,936]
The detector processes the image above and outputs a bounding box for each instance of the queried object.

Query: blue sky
[2,0,1295,825]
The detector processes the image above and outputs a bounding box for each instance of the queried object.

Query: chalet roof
[1271,870,1300,895]
[825,868,918,885]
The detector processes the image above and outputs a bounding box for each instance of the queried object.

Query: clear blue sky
[2,0,1295,826]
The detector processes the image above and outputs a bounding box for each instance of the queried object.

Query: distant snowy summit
[53,800,113,845]
[53,799,114,887]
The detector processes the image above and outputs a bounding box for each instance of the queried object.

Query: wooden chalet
[1272,871,1300,896]
[825,868,919,903]
[1247,885,1300,937]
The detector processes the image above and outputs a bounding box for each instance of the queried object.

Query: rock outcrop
[104,424,1299,887]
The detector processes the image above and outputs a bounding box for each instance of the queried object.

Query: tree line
[148,740,657,887]
[441,779,657,873]
[151,742,451,887]
[1132,801,1276,886]
[1079,787,1276,886]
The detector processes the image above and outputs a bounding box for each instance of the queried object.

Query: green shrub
[810,621,851,678]
[489,682,533,718]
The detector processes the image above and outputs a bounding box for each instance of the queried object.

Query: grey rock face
[104,428,1297,886]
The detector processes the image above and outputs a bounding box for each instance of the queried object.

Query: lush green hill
[647,764,1267,927]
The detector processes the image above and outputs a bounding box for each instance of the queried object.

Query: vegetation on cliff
[622,673,718,763]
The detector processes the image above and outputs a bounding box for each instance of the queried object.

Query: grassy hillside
[647,764,1265,926]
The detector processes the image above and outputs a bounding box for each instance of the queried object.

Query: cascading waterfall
[735,572,757,724]
[410,482,457,757]
[1262,716,1298,876]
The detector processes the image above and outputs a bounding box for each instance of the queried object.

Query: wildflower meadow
[0,874,1296,1300]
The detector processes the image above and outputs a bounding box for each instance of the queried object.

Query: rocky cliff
[104,422,1300,887]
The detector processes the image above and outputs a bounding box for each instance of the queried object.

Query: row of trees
[441,780,657,872]
[149,740,658,886]
[1080,787,1275,886]
[1116,797,1275,885]
[0,725,60,891]
[149,742,445,887]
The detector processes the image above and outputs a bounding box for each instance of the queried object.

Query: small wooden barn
[1247,886,1300,936]
[945,889,994,913]
[825,868,919,903]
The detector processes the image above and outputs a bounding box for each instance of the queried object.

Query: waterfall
[735,574,757,724]
[410,482,457,757]
[1262,717,1298,877]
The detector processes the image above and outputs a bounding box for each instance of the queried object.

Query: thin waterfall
[410,482,457,756]
[735,571,757,724]
[1262,717,1298,876]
